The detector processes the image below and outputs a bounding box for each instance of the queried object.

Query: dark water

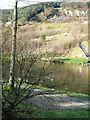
[42,63,89,94]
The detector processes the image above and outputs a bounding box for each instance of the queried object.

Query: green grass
[64,57,87,64]
[33,108,89,119]
[52,57,87,64]
[69,92,90,101]
[17,103,89,119]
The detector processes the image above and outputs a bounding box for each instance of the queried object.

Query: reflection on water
[42,63,89,94]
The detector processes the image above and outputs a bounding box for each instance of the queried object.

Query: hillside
[2,1,89,62]
[3,19,88,60]
[1,2,62,23]
[1,1,89,23]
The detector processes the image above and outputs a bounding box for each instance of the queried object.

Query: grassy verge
[63,57,87,64]
[52,57,87,64]
[17,103,89,119]
[32,108,89,119]
[42,57,87,65]
[35,85,90,100]
[13,83,90,100]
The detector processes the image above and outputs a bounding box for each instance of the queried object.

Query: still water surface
[42,63,89,94]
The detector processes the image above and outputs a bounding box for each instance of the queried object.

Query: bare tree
[2,39,53,119]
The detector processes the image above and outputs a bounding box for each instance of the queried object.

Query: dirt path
[28,94,90,110]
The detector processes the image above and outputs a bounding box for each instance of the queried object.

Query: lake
[3,59,89,94]
[41,63,89,94]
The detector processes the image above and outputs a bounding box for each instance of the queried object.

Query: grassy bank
[42,57,87,65]
[35,85,90,100]
[14,82,89,100]
[53,57,87,64]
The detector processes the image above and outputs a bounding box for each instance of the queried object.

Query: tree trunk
[9,0,17,89]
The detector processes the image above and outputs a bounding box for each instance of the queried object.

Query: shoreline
[42,57,88,65]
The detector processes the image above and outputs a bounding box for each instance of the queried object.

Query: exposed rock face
[48,8,87,23]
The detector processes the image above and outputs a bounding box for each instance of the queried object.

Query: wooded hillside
[1,1,90,23]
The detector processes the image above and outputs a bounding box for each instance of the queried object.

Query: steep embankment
[67,41,88,58]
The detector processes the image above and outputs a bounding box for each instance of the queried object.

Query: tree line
[1,2,62,23]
